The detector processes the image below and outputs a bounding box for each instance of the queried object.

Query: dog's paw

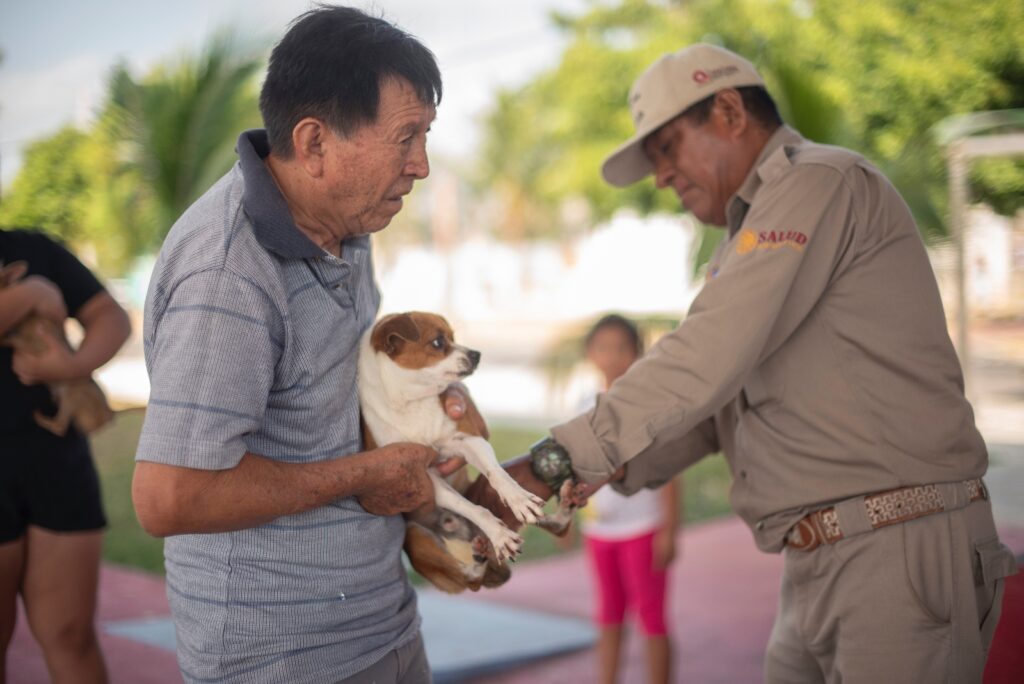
[501,488,546,525]
[471,535,490,563]
[483,522,523,563]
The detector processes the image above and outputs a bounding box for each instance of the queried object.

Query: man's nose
[406,140,430,179]
[652,157,675,190]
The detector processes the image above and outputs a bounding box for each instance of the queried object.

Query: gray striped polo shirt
[137,130,418,683]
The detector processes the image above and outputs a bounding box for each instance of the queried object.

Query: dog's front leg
[439,435,545,525]
[427,470,523,562]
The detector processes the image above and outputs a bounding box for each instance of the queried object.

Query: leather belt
[786,478,987,552]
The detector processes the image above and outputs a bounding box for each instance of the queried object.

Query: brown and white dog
[358,311,575,592]
[1,261,113,436]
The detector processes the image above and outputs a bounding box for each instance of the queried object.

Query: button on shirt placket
[310,255,354,308]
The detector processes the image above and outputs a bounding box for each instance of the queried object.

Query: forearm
[133,449,387,536]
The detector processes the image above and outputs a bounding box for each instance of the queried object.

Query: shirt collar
[237,129,328,260]
[726,125,805,234]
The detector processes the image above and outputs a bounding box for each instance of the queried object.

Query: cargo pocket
[974,538,1018,649]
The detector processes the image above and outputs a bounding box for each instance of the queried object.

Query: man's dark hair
[682,85,782,130]
[585,313,643,355]
[259,5,443,157]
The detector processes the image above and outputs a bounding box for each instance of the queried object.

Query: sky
[0,0,590,190]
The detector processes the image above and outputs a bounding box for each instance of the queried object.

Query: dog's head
[370,312,481,397]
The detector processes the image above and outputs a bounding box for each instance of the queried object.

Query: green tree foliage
[0,33,264,274]
[479,0,1024,245]
[104,32,265,251]
[0,127,93,242]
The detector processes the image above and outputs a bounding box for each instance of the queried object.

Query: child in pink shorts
[578,314,680,684]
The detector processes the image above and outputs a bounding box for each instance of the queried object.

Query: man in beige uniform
[523,44,1018,682]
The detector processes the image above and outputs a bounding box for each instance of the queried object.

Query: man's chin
[682,201,725,227]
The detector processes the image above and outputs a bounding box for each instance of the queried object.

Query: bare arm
[11,290,131,385]
[132,442,449,537]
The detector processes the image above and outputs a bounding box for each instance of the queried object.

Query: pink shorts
[584,531,668,636]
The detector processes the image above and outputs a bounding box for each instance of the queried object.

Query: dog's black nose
[467,349,481,369]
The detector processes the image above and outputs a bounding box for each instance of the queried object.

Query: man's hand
[441,382,489,437]
[437,381,488,473]
[354,442,444,516]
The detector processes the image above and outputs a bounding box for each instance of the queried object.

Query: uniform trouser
[764,499,1018,684]
[335,632,431,684]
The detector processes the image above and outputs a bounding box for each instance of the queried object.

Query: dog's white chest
[357,336,457,448]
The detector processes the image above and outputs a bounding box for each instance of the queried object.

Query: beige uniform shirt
[552,126,987,552]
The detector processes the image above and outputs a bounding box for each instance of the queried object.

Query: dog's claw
[484,522,523,564]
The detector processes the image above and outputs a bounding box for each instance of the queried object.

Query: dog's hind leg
[428,470,523,562]
[439,435,545,525]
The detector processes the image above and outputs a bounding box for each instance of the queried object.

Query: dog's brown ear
[0,261,28,288]
[371,313,421,355]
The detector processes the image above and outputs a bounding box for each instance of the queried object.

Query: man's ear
[712,89,749,139]
[291,117,331,178]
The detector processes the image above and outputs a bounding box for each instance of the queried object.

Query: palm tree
[103,31,266,254]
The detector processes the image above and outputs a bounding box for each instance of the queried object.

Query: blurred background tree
[0,33,264,273]
[1,0,1021,274]
[477,0,1024,264]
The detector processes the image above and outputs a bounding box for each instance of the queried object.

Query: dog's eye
[431,336,446,350]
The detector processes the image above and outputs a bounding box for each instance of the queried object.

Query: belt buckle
[787,517,822,552]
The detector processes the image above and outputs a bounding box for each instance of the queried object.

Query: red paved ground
[8,564,178,683]
[7,517,1023,683]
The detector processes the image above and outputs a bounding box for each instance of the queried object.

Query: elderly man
[132,7,467,683]
[490,43,1017,682]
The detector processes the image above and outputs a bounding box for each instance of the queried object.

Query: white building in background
[374,210,702,421]
[378,210,699,337]
[931,206,1024,319]
[96,211,704,422]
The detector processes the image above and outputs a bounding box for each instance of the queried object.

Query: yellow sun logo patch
[736,229,759,255]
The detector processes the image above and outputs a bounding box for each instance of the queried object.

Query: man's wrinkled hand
[354,443,440,516]
[442,382,489,439]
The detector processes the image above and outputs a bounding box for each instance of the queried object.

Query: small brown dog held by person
[1,260,114,437]
[1,227,131,684]
[359,311,583,593]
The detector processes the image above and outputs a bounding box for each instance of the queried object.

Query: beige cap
[601,43,765,187]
